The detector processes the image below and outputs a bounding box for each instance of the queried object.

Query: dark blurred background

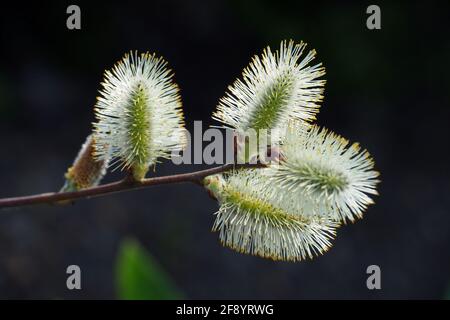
[0,0,449,299]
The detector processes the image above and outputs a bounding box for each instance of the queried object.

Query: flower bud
[61,134,109,191]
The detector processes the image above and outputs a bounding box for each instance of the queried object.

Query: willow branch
[0,163,264,209]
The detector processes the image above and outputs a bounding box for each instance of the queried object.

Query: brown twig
[0,163,264,209]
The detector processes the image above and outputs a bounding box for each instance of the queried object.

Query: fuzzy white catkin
[93,51,186,180]
[205,171,338,262]
[203,40,380,261]
[267,124,380,223]
[213,40,325,138]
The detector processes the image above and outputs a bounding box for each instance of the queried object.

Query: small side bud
[61,135,109,192]
[203,174,226,200]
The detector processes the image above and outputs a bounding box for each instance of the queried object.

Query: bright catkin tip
[267,123,380,223]
[205,170,337,262]
[61,134,109,192]
[213,40,326,138]
[92,51,186,180]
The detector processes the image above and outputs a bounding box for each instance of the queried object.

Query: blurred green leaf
[115,238,183,300]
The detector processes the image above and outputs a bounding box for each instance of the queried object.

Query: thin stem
[0,163,263,209]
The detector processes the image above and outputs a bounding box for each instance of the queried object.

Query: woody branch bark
[0,163,264,209]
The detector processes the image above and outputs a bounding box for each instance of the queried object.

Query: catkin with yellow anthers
[267,124,380,223]
[61,134,109,192]
[204,171,337,262]
[93,51,186,181]
[213,40,325,139]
